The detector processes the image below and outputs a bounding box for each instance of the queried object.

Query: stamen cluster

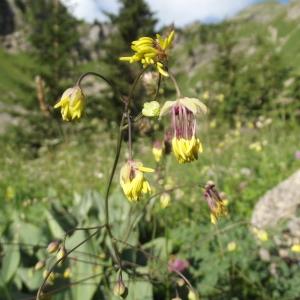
[203,181,228,224]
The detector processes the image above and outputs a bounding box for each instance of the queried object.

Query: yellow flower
[5,186,15,201]
[217,94,224,102]
[120,31,175,77]
[54,86,85,121]
[210,201,227,225]
[209,119,217,128]
[172,137,203,164]
[63,268,72,279]
[188,290,198,300]
[160,97,207,164]
[249,142,262,152]
[227,241,237,252]
[202,91,209,100]
[291,244,300,253]
[120,160,154,202]
[152,147,163,162]
[204,182,228,224]
[142,101,160,117]
[152,140,164,162]
[160,193,171,208]
[252,228,268,242]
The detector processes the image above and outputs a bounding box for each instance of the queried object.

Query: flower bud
[54,85,85,121]
[142,101,160,117]
[34,260,45,271]
[160,193,171,209]
[63,267,72,278]
[113,280,128,298]
[56,246,67,265]
[176,278,185,287]
[47,240,60,254]
[42,270,56,285]
[188,290,198,300]
[227,241,237,252]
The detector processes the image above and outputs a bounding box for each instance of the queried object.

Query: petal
[185,97,208,114]
[178,98,197,114]
[138,166,154,173]
[119,56,132,61]
[159,100,176,118]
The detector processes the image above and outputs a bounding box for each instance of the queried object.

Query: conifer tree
[103,0,157,120]
[26,0,79,103]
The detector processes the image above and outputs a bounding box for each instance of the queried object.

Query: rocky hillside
[1,0,300,105]
[173,0,300,88]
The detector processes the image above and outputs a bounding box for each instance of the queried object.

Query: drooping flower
[203,181,228,224]
[188,290,198,300]
[54,85,85,121]
[252,228,268,242]
[113,279,128,298]
[142,101,160,117]
[119,31,175,77]
[168,256,189,273]
[152,140,164,162]
[47,240,60,253]
[160,97,207,164]
[120,160,154,202]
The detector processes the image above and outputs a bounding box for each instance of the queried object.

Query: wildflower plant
[37,29,225,300]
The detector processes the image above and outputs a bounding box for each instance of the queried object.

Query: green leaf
[46,211,65,239]
[66,230,102,300]
[17,267,43,290]
[143,237,172,260]
[1,244,21,283]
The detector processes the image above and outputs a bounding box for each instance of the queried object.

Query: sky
[62,0,289,27]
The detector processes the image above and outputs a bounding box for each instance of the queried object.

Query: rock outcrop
[251,170,300,236]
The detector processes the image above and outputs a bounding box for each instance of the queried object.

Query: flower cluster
[120,31,175,77]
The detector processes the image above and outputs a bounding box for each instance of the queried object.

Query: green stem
[104,115,125,268]
[154,74,161,100]
[36,228,102,300]
[169,72,181,98]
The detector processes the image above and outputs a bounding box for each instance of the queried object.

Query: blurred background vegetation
[0,0,300,299]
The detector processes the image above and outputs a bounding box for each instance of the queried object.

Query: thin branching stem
[169,72,181,98]
[36,228,103,299]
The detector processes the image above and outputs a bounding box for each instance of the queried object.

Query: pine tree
[102,0,157,121]
[26,0,79,103]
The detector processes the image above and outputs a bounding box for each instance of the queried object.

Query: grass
[1,115,299,218]
[0,49,35,108]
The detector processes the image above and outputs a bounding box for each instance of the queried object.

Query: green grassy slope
[1,0,300,110]
[0,49,35,107]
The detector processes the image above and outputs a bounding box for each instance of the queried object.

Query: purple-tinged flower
[160,97,207,164]
[295,151,300,160]
[203,181,228,224]
[168,256,189,273]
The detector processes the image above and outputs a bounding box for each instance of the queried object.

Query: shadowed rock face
[0,0,15,36]
[251,170,300,233]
